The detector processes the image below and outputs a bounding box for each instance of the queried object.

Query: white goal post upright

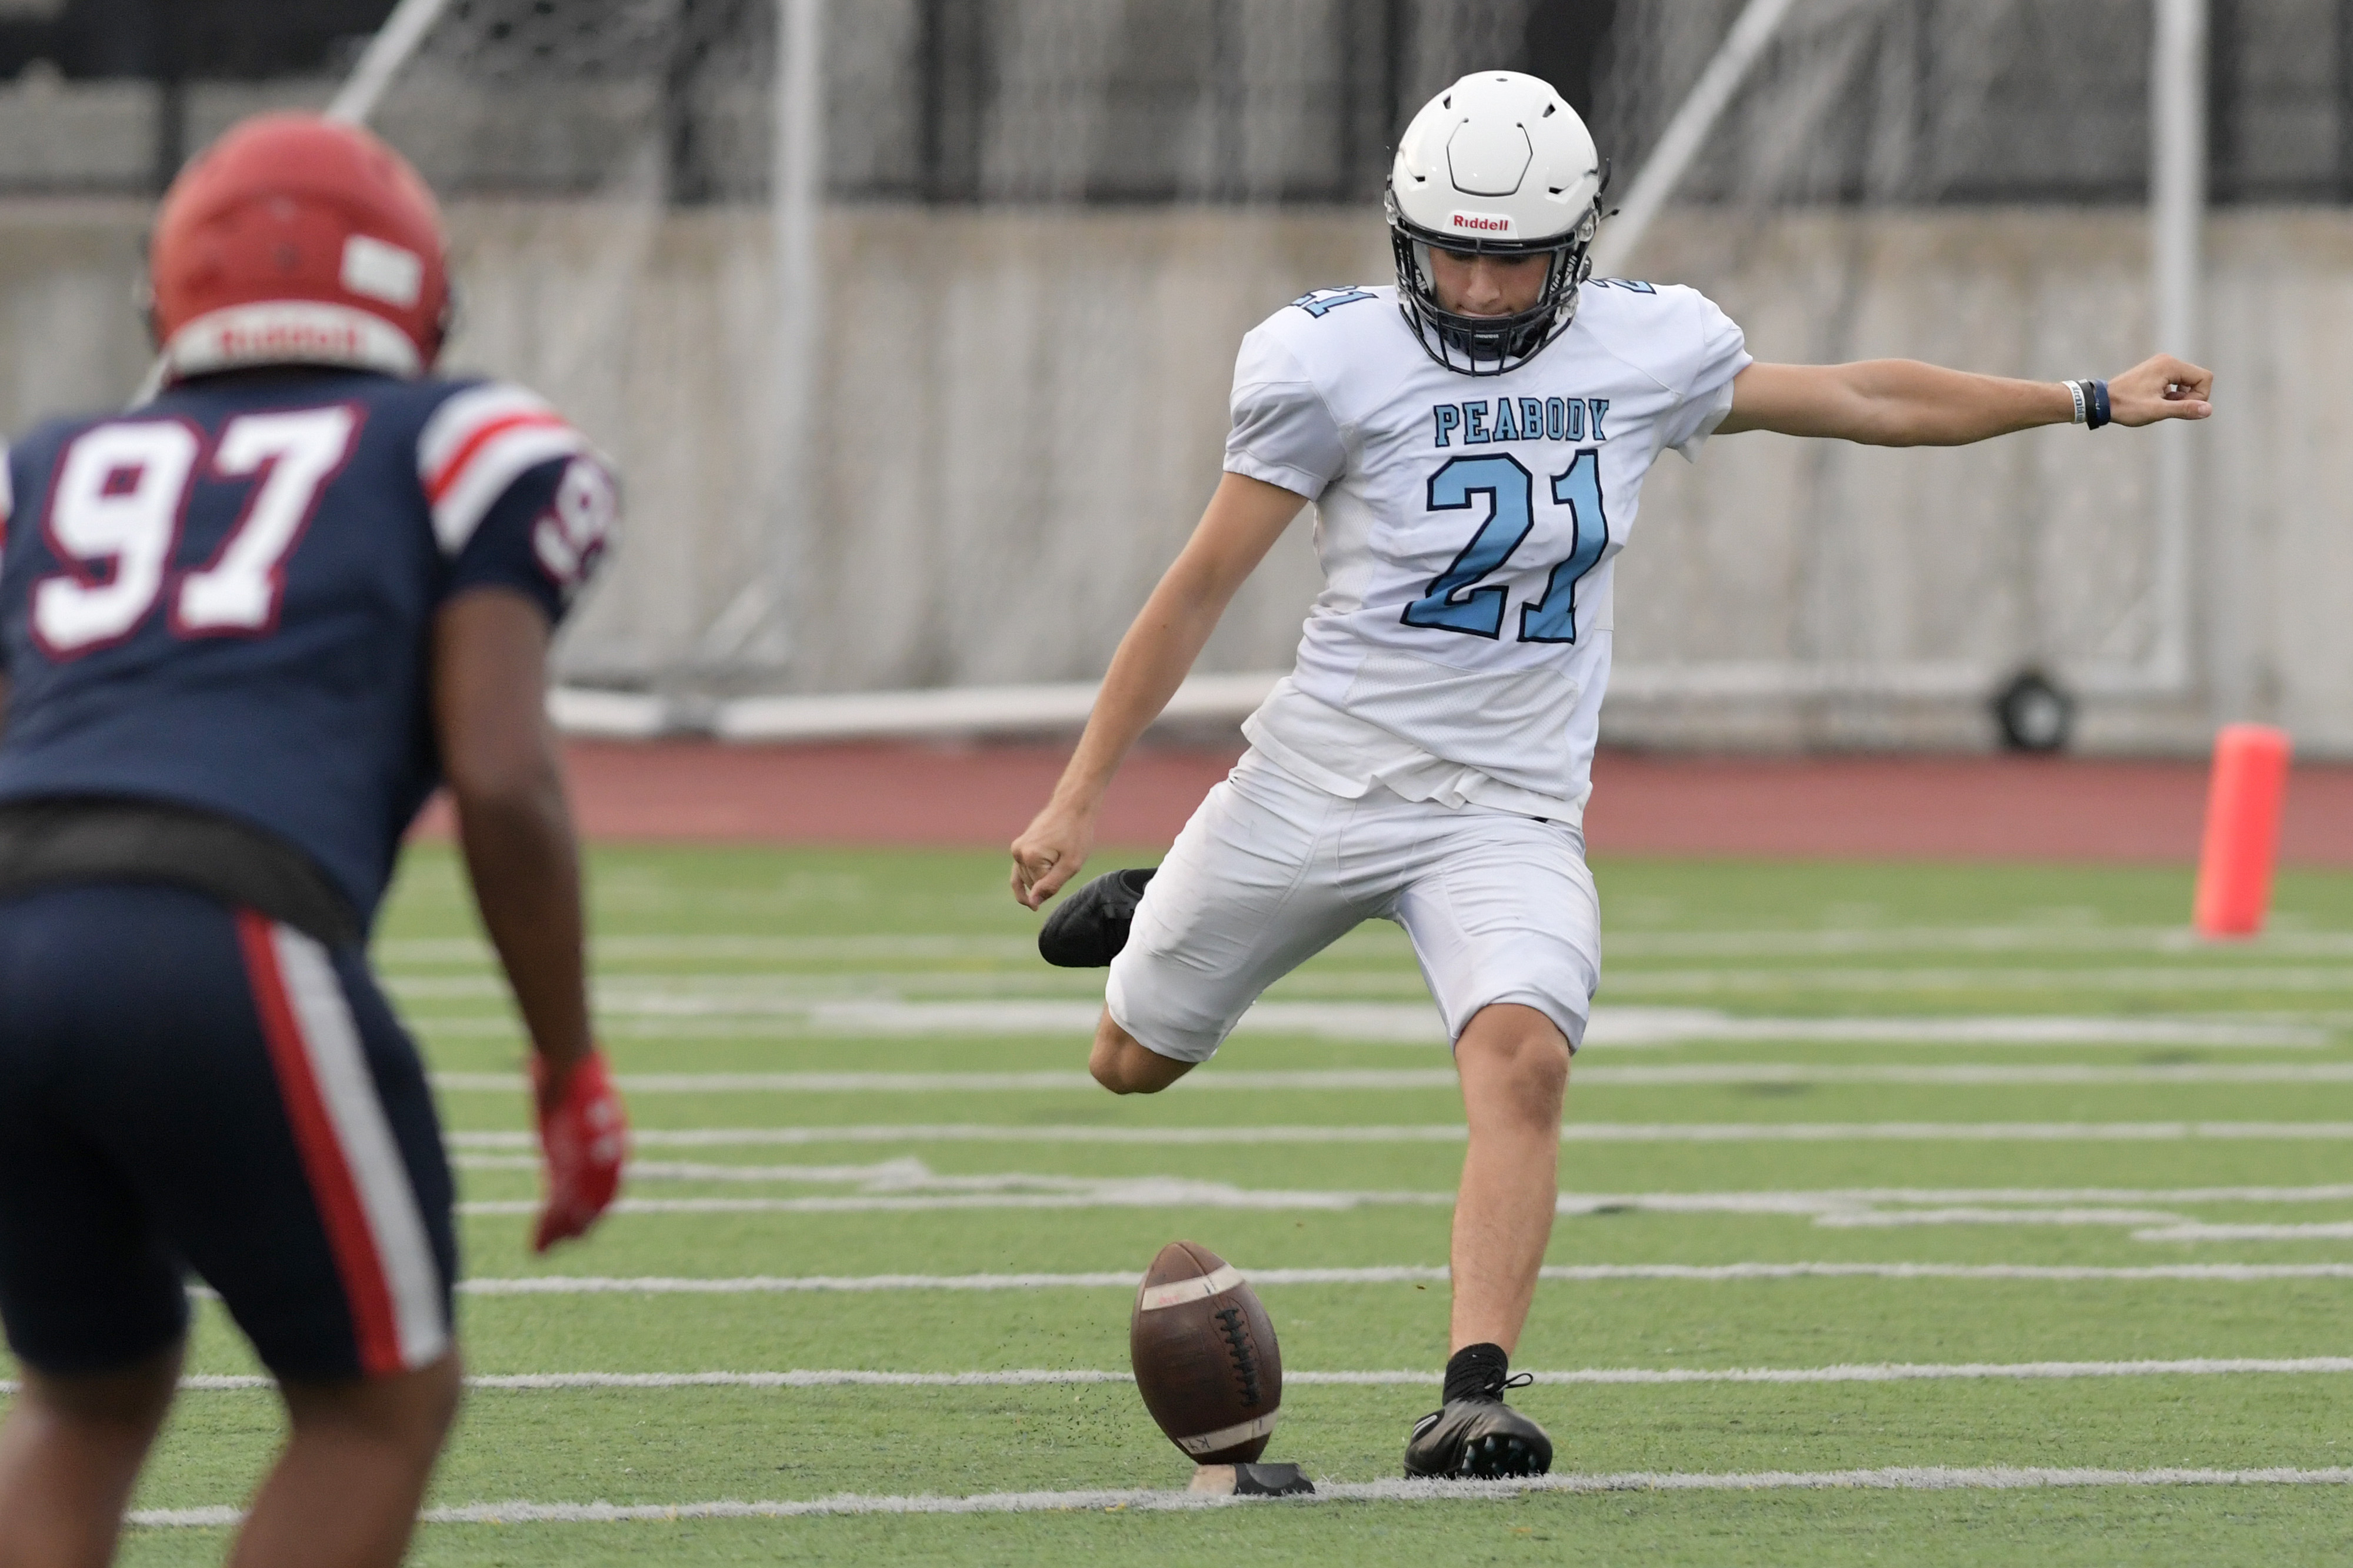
[324,0,454,127]
[711,0,826,672]
[308,0,2215,743]
[2148,0,2209,709]
[1594,0,2210,712]
[1586,0,1801,281]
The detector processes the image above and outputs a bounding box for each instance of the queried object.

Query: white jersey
[1225,281,1750,824]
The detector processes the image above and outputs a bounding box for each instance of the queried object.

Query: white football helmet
[1387,71,1607,375]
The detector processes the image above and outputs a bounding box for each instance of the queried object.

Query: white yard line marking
[379,935,1041,966]
[1608,968,2353,993]
[429,1064,2353,1094]
[2138,1222,2353,1242]
[446,1166,2353,1227]
[449,1159,2353,1212]
[1577,1065,2353,1086]
[457,1187,1457,1216]
[123,1465,2353,1526]
[392,993,2325,1048]
[444,1122,2353,1146]
[1811,1207,2192,1229]
[448,1262,2353,1295]
[1546,1122,2353,1141]
[36,1356,2353,1401]
[454,1155,943,1182]
[1606,929,2249,957]
[370,926,2353,966]
[1578,1013,2322,1047]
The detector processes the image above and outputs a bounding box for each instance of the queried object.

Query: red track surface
[413,740,2353,864]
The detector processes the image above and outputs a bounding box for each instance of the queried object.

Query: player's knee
[1089,1020,1144,1093]
[409,1355,465,1444]
[20,1342,182,1430]
[283,1353,464,1456]
[1461,1005,1571,1109]
[1504,1040,1570,1110]
[1089,1018,1189,1095]
[1089,1040,1162,1095]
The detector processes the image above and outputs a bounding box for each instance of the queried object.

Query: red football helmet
[148,114,451,383]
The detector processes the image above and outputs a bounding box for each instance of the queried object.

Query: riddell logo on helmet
[1447,211,1515,236]
[219,319,365,356]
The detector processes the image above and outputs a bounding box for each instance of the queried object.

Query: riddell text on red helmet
[221,321,366,358]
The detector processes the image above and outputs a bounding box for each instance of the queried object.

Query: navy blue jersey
[0,371,615,926]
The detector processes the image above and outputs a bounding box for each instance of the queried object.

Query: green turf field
[33,846,2353,1563]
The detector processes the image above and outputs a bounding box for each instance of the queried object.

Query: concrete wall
[2,198,2346,755]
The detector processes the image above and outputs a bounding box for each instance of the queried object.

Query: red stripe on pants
[235,910,404,1376]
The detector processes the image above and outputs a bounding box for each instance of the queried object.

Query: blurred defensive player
[1012,71,2212,1480]
[0,116,626,1565]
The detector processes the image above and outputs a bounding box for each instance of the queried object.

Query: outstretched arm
[1009,472,1307,910]
[1718,353,2212,445]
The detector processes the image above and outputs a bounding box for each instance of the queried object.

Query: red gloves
[531,1047,628,1253]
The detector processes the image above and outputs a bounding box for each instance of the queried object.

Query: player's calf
[0,1345,183,1568]
[231,1353,464,1568]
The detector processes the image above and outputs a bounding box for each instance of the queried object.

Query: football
[1129,1240,1284,1464]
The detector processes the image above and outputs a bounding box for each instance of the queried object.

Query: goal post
[1591,0,2208,725]
[316,0,2232,749]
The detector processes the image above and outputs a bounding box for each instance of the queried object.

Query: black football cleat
[1036,867,1155,968]
[1404,1373,1552,1480]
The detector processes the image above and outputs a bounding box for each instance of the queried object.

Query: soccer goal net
[342,0,2238,750]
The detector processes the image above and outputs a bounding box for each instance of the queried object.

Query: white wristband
[2064,380,2088,425]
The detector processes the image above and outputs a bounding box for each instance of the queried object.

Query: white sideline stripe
[122,1466,2353,1526]
[429,1063,2353,1093]
[443,1122,2353,1147]
[450,1262,2353,1295]
[34,1356,2353,1401]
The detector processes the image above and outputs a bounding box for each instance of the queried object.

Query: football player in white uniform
[1012,70,2212,1480]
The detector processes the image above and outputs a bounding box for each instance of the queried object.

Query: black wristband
[2086,379,2111,429]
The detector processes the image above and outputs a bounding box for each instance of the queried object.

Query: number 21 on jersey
[32,408,358,657]
[1401,451,1609,644]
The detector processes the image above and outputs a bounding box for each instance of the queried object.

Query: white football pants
[1105,748,1601,1063]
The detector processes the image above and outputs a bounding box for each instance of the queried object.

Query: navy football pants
[0,883,455,1380]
